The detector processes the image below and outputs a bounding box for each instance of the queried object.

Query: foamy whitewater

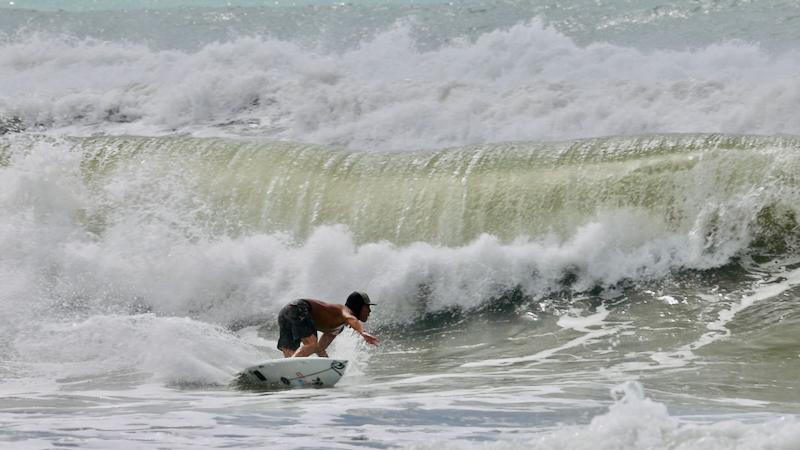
[2,0,800,448]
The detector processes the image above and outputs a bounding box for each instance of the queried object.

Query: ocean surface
[3,0,800,448]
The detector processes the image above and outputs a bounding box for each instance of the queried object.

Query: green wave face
[5,133,800,254]
[56,134,798,251]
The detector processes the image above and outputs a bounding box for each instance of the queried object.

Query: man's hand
[361,332,379,346]
[317,349,329,358]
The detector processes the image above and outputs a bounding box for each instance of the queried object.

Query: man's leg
[290,334,319,357]
[315,332,337,357]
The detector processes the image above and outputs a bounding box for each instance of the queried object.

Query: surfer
[277,291,379,358]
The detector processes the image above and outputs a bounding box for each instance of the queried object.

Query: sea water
[2,0,800,448]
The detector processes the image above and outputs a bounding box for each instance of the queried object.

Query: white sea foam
[462,305,622,367]
[9,314,266,386]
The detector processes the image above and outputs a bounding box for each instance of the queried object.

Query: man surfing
[277,291,379,358]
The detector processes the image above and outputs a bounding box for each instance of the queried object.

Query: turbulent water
[3,0,800,448]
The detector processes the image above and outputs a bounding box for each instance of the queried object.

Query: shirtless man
[277,291,379,358]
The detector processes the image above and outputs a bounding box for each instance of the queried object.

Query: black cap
[345,291,375,317]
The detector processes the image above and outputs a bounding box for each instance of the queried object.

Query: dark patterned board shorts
[277,299,317,351]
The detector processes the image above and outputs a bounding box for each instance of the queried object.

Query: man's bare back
[304,299,352,333]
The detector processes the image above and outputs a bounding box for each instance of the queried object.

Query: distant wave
[2,20,800,148]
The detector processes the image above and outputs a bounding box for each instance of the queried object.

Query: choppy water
[2,0,800,448]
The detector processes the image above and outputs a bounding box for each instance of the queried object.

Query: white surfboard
[233,358,348,390]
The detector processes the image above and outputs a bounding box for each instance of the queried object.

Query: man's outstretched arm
[342,310,380,346]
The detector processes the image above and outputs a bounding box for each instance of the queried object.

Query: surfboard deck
[233,358,348,390]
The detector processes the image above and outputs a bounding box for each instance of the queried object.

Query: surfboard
[233,358,348,390]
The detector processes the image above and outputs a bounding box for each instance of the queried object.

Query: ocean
[2,0,800,448]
